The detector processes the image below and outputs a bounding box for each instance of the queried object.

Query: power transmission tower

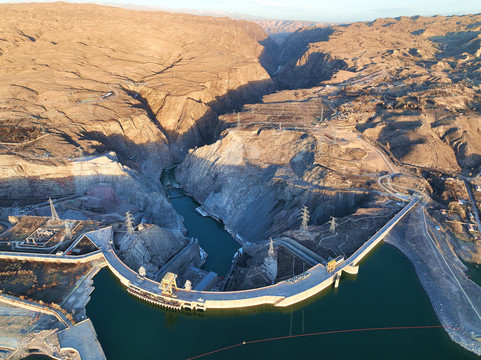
[329,216,337,233]
[125,211,135,234]
[299,206,310,231]
[268,237,275,258]
[64,220,72,240]
[49,198,60,222]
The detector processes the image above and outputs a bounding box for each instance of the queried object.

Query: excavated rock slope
[0,152,181,229]
[176,118,386,242]
[117,224,188,277]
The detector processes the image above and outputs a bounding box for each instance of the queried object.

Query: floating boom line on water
[186,325,463,360]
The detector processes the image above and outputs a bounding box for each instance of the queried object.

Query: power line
[186,325,462,360]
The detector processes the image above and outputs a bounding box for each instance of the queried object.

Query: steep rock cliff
[0,2,275,175]
[0,152,182,229]
[176,128,373,243]
[117,224,189,277]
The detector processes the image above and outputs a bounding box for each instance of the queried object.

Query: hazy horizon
[2,0,480,23]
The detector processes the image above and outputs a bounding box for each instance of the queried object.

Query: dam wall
[0,197,420,312]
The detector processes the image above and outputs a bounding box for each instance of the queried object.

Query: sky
[117,0,479,22]
[5,0,481,22]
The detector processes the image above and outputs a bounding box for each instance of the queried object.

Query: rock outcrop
[116,224,191,277]
[0,152,182,229]
[176,122,378,242]
[0,2,275,174]
[272,14,481,171]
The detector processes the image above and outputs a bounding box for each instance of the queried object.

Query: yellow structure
[160,272,178,297]
[327,256,344,272]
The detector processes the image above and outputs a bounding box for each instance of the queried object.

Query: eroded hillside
[274,15,481,172]
[0,2,274,175]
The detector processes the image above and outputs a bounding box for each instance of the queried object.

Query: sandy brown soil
[0,259,91,304]
[0,2,274,170]
[274,15,481,173]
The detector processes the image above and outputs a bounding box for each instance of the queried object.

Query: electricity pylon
[268,237,275,258]
[329,216,337,233]
[299,206,310,231]
[49,198,60,222]
[125,211,135,234]
[64,220,72,240]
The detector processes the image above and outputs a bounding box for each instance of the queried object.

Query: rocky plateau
[2,3,481,357]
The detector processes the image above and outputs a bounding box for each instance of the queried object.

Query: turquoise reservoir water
[162,166,239,276]
[86,172,478,359]
[87,246,477,360]
[467,263,481,287]
[166,186,239,276]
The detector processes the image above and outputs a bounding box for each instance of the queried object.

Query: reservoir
[86,170,478,360]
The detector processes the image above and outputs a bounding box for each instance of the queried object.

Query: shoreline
[385,208,481,356]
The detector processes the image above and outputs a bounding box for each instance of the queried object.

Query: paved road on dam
[94,196,420,309]
[0,197,419,311]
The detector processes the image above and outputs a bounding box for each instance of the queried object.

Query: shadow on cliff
[0,162,183,231]
[258,37,281,75]
[428,30,481,84]
[277,27,334,67]
[82,78,277,169]
[430,30,481,59]
[175,151,374,243]
[270,27,349,90]
[372,118,426,161]
[275,52,348,90]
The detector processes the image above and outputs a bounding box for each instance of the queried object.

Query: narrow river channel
[86,169,479,360]
[160,166,239,276]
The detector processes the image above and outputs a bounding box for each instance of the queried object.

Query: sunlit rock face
[0,2,275,171]
[177,127,373,243]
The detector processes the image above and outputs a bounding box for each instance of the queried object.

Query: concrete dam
[0,195,419,312]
